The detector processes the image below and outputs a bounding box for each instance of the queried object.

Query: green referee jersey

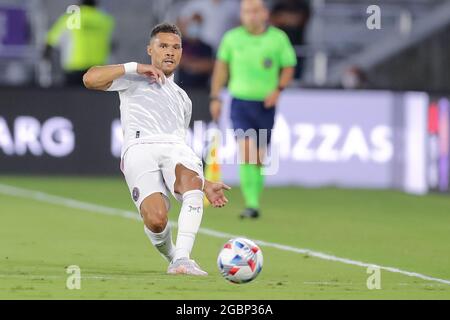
[46,5,115,72]
[217,26,297,101]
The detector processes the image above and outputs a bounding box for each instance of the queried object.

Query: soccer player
[209,0,297,219]
[83,23,230,276]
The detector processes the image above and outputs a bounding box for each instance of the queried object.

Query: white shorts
[121,143,204,211]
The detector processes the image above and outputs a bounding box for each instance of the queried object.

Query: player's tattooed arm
[204,180,231,208]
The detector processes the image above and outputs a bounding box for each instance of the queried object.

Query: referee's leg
[238,137,264,219]
[231,98,263,219]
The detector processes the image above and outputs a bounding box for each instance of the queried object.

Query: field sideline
[1,176,450,299]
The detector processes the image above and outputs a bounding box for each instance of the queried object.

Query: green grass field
[0,176,450,299]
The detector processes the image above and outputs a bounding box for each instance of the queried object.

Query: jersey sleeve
[278,32,297,68]
[46,14,69,47]
[106,75,135,92]
[217,32,232,63]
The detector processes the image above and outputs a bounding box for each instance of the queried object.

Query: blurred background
[0,0,449,195]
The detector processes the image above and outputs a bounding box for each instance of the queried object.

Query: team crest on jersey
[263,58,273,69]
[132,187,140,202]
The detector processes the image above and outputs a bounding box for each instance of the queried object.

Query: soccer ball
[217,237,263,284]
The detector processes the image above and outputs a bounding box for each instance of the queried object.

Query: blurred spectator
[177,13,215,87]
[43,0,115,86]
[270,0,310,79]
[177,0,240,52]
[340,66,368,89]
[0,6,29,50]
[0,5,31,86]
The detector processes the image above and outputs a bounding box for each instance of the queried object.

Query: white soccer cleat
[167,258,208,276]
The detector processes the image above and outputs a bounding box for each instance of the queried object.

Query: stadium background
[1,0,450,299]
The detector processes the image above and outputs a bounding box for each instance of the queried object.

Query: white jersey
[107,73,192,157]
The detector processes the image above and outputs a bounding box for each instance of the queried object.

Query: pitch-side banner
[0,88,211,174]
[0,88,429,193]
[0,88,120,174]
[206,90,428,193]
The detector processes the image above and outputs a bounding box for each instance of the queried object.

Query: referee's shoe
[240,208,260,219]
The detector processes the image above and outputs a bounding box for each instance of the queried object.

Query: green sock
[239,164,264,210]
[256,165,265,200]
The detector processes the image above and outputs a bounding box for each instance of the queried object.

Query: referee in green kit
[209,0,297,219]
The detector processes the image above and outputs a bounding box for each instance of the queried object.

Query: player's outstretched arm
[83,64,127,91]
[83,63,166,91]
[203,180,231,208]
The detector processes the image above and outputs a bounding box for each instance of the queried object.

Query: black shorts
[230,98,276,148]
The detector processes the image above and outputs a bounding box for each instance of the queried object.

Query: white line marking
[1,183,449,286]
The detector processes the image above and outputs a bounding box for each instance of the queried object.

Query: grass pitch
[0,176,449,299]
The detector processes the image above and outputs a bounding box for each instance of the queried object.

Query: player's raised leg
[168,164,207,276]
[140,193,175,263]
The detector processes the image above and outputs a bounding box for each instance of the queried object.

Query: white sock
[173,190,204,262]
[144,223,175,263]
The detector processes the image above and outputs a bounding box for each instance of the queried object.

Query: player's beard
[157,61,177,77]
[162,68,175,77]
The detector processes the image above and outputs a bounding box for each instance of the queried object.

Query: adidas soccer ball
[217,238,263,284]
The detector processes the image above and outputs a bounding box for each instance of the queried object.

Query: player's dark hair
[150,23,182,43]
